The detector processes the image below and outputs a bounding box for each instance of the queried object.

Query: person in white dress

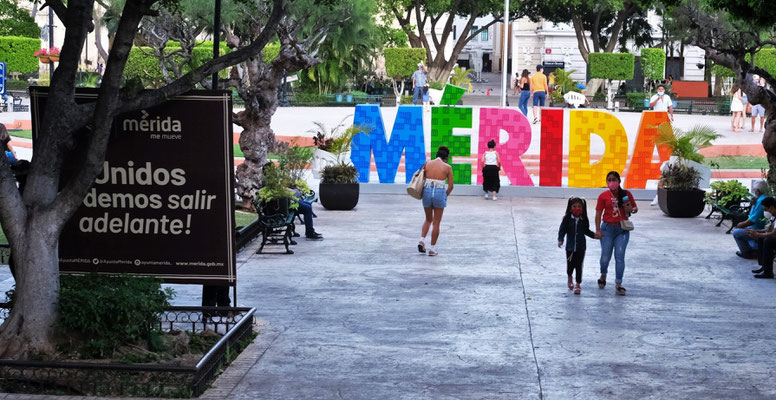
[730,82,745,132]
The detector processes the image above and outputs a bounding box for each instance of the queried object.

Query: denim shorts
[422,186,447,208]
[752,104,765,117]
[533,91,546,106]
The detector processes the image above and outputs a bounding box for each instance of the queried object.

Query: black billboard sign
[30,88,236,285]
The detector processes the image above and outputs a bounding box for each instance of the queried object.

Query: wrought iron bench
[252,197,297,254]
[706,198,752,234]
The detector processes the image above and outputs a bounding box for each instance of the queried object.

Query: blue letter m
[351,105,426,183]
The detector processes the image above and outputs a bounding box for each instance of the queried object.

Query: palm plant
[655,123,720,164]
[449,66,473,92]
[305,0,381,94]
[552,68,578,94]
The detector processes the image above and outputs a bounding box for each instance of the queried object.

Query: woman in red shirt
[594,171,638,296]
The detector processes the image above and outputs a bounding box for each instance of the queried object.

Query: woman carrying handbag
[417,146,454,256]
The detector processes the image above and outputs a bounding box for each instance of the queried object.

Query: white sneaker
[428,249,438,256]
[484,193,489,199]
[492,195,497,201]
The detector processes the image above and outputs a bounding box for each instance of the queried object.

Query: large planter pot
[319,183,359,210]
[657,186,706,217]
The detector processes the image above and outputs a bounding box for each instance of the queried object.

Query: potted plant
[34,48,49,63]
[448,66,472,105]
[257,163,298,216]
[48,46,61,62]
[320,162,359,210]
[316,124,366,210]
[655,123,721,217]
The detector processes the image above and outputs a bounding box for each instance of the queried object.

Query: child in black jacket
[558,197,596,294]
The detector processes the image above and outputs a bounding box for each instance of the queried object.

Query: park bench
[672,100,694,114]
[706,197,752,234]
[252,197,298,254]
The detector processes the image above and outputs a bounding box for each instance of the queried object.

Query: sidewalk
[2,194,775,399]
[195,194,776,398]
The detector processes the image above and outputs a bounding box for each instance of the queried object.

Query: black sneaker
[754,273,774,279]
[305,232,323,240]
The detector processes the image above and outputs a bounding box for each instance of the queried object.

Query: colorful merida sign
[350,85,671,189]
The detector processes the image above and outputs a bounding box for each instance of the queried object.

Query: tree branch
[118,0,284,114]
[51,0,162,221]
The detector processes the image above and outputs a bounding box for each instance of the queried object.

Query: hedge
[639,48,665,80]
[385,48,426,79]
[124,42,280,87]
[589,52,635,80]
[0,36,41,74]
[124,42,231,87]
[711,64,735,78]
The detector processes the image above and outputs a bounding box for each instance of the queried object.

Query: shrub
[711,63,735,77]
[384,48,426,79]
[278,145,314,182]
[123,42,231,87]
[626,92,647,108]
[661,163,700,191]
[428,81,445,90]
[293,92,327,104]
[706,180,751,207]
[0,36,41,74]
[589,52,635,80]
[56,274,174,359]
[400,95,413,104]
[320,162,358,184]
[640,48,666,80]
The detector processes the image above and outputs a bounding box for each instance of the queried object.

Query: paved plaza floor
[196,193,775,399]
[1,193,776,399]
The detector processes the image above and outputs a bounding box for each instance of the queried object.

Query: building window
[481,28,488,42]
[471,26,478,41]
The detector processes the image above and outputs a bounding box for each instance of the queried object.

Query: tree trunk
[713,73,723,97]
[0,216,60,359]
[586,78,605,98]
[235,110,275,201]
[234,71,282,201]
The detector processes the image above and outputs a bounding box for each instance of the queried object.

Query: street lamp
[501,0,510,108]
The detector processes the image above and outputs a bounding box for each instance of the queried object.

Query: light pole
[500,0,509,107]
[48,6,54,77]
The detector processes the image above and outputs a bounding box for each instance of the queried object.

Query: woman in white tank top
[480,140,501,200]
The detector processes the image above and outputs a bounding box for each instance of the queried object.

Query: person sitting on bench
[746,196,776,278]
[733,180,768,259]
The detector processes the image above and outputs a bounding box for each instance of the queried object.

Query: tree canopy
[0,0,41,38]
[380,0,524,82]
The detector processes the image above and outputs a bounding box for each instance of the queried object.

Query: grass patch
[231,145,278,160]
[704,156,769,170]
[9,129,32,140]
[235,210,257,227]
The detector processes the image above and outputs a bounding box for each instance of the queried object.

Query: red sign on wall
[545,48,552,54]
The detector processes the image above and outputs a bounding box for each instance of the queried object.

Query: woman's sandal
[616,286,626,296]
[417,241,426,253]
[597,279,606,289]
[568,280,574,290]
[574,285,581,295]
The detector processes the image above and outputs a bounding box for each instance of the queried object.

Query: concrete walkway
[194,194,775,399]
[2,193,776,399]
